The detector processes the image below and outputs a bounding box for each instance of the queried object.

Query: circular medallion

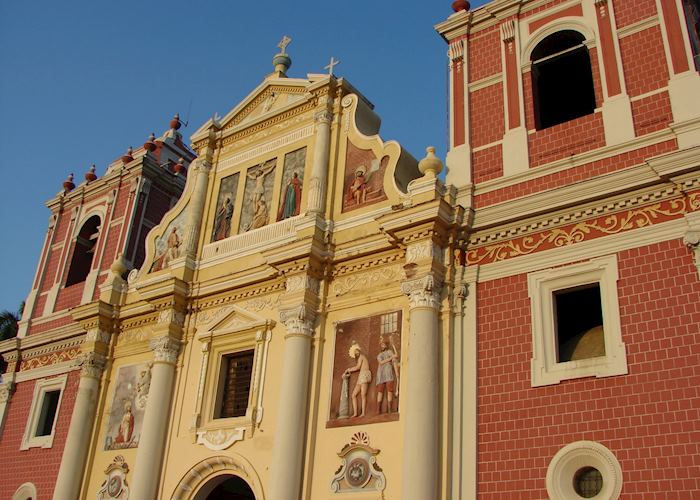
[107,475,122,497]
[346,457,370,488]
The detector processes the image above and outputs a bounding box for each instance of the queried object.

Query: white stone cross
[325,57,340,76]
[278,35,292,54]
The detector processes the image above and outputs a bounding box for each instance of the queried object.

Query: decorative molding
[401,274,442,310]
[149,336,181,364]
[0,381,14,404]
[406,240,443,265]
[117,329,151,347]
[97,455,130,500]
[448,39,465,61]
[196,428,245,451]
[216,125,313,172]
[221,102,315,148]
[156,309,185,327]
[85,328,112,344]
[500,20,516,43]
[171,455,265,500]
[314,110,333,124]
[331,432,386,493]
[546,441,622,500]
[331,264,403,297]
[684,212,700,278]
[617,15,660,39]
[19,347,81,372]
[468,194,698,265]
[285,275,320,295]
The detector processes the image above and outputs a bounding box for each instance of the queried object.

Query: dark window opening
[217,351,254,419]
[573,466,603,498]
[531,30,596,130]
[683,0,700,71]
[65,215,101,286]
[554,283,605,362]
[36,390,60,436]
[206,475,256,500]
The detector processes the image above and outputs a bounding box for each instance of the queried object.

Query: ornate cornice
[401,274,442,310]
[20,347,81,372]
[467,192,700,265]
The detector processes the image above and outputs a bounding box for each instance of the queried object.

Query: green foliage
[0,301,23,341]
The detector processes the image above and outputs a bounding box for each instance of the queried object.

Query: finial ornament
[85,164,97,182]
[278,35,292,54]
[418,146,443,178]
[325,57,341,76]
[63,173,75,192]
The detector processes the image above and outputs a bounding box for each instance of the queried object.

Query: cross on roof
[277,35,292,54]
[325,57,340,76]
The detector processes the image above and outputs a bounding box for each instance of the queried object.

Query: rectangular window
[35,390,61,437]
[21,375,67,450]
[380,312,398,335]
[554,284,605,362]
[528,255,627,386]
[217,351,254,419]
[682,0,700,71]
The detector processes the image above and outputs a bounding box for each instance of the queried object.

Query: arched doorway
[193,474,256,500]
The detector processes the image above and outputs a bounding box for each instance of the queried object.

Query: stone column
[307,109,332,214]
[183,158,213,257]
[268,303,315,500]
[130,335,181,500]
[400,273,442,500]
[53,351,106,500]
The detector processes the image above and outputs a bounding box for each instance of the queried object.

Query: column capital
[314,110,333,124]
[150,336,181,364]
[77,351,107,379]
[279,304,315,339]
[401,274,442,310]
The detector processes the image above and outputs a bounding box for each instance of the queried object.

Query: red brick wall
[473,146,504,184]
[468,27,502,82]
[476,239,700,497]
[612,0,658,28]
[474,139,677,208]
[619,27,670,98]
[631,91,673,136]
[470,83,505,148]
[0,370,79,498]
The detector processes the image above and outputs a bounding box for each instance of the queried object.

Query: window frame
[192,308,273,451]
[21,374,68,450]
[528,255,627,387]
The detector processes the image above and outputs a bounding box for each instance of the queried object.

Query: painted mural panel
[277,147,306,221]
[327,311,401,428]
[239,158,277,232]
[151,209,186,272]
[104,362,152,450]
[342,141,389,213]
[211,172,240,242]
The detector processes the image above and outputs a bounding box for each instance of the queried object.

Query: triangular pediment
[196,304,270,337]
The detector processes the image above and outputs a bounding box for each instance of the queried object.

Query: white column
[53,351,106,500]
[307,110,332,214]
[183,159,213,256]
[268,304,315,500]
[400,274,442,500]
[130,336,180,500]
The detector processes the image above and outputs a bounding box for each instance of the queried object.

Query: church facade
[1,0,700,499]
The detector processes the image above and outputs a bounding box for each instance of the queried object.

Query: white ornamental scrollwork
[157,309,185,327]
[150,336,181,364]
[406,240,443,264]
[196,428,245,451]
[0,381,15,404]
[85,328,111,344]
[77,351,107,379]
[684,229,700,278]
[285,275,320,295]
[279,304,315,337]
[332,265,401,296]
[401,274,442,310]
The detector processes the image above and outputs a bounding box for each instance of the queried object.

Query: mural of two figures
[104,362,152,450]
[328,311,401,427]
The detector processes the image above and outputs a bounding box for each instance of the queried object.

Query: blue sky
[0,1,483,312]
